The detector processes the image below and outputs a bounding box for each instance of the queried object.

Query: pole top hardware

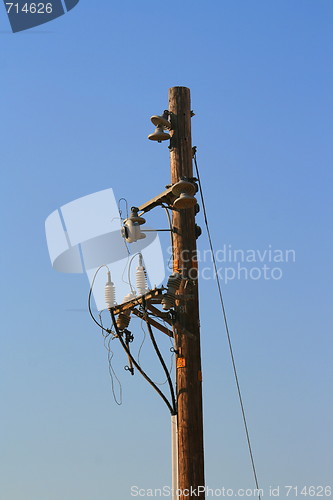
[171,180,196,197]
[150,110,172,130]
[138,186,176,213]
[138,179,198,214]
[148,110,172,142]
[172,180,197,209]
[148,126,171,142]
[124,206,146,225]
[121,207,146,243]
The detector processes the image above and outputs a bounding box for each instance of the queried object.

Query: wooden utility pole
[169,87,205,499]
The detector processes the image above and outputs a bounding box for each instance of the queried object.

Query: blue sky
[1,1,332,499]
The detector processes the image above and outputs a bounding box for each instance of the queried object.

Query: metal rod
[142,229,172,232]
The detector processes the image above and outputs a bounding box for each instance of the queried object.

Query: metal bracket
[138,187,177,214]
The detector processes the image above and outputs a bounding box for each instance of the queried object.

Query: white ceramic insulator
[136,266,148,296]
[105,271,116,308]
[123,221,146,243]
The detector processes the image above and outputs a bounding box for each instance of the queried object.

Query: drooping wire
[138,319,148,367]
[154,349,174,387]
[127,252,142,294]
[118,197,129,220]
[142,315,176,413]
[138,318,174,386]
[144,316,175,385]
[109,308,176,415]
[99,312,122,406]
[118,198,131,257]
[88,265,112,333]
[143,311,177,413]
[193,149,261,499]
[120,252,136,292]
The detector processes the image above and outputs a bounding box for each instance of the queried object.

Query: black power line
[193,149,261,500]
[109,308,176,416]
[143,309,177,414]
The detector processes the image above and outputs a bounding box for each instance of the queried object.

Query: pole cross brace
[112,288,164,316]
[132,308,174,338]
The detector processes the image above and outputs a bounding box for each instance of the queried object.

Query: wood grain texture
[169,87,205,499]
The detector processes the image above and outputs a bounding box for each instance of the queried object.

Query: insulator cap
[150,112,171,130]
[173,193,197,209]
[116,312,131,331]
[148,126,171,142]
[162,273,183,310]
[171,180,196,197]
[172,180,197,210]
[128,207,146,225]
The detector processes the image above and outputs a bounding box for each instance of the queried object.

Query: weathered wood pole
[169,86,205,499]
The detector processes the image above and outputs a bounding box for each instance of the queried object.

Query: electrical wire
[127,252,142,294]
[99,313,122,406]
[138,319,147,366]
[120,251,145,295]
[149,316,175,385]
[142,300,176,413]
[144,318,177,415]
[110,308,176,415]
[88,265,113,333]
[118,197,129,220]
[118,198,131,257]
[120,252,135,292]
[138,318,174,386]
[193,149,261,500]
[154,350,174,387]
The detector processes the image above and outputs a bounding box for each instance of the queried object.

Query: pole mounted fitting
[162,273,183,310]
[121,207,146,243]
[128,207,146,225]
[151,110,172,130]
[116,311,131,331]
[148,110,172,142]
[171,179,197,210]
